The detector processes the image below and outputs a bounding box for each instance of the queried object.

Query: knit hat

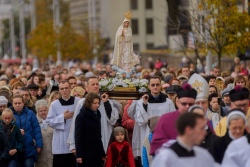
[229,86,249,102]
[227,109,246,127]
[148,116,160,132]
[221,84,233,97]
[113,126,125,137]
[176,83,197,99]
[163,74,173,83]
[0,96,8,105]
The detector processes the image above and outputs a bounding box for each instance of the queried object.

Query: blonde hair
[2,108,15,120]
[70,86,85,97]
[48,90,61,106]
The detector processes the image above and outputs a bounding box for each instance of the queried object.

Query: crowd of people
[0,56,249,167]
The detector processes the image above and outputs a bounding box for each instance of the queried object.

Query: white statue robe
[221,135,250,167]
[151,144,217,167]
[67,98,119,152]
[111,22,139,71]
[46,97,80,154]
[128,98,175,157]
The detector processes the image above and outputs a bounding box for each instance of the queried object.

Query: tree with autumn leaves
[27,0,105,62]
[188,0,250,67]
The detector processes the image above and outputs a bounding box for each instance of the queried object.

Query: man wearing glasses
[47,81,81,167]
[215,86,249,136]
[128,76,175,165]
[150,83,197,155]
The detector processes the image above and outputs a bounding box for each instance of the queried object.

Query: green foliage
[193,0,250,67]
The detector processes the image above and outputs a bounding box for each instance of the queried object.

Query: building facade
[69,0,167,51]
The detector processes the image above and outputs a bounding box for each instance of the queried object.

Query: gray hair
[35,99,48,111]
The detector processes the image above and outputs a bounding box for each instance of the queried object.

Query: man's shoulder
[228,136,248,149]
[193,146,214,159]
[161,110,179,118]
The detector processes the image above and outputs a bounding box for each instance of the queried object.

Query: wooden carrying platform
[100,87,147,100]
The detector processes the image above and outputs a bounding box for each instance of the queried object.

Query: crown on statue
[125,11,132,20]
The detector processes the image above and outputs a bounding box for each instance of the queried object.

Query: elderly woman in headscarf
[35,99,53,167]
[211,109,246,164]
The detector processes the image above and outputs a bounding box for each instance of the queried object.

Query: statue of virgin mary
[110,12,140,72]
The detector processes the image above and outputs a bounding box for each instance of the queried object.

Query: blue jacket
[142,132,153,167]
[10,106,43,159]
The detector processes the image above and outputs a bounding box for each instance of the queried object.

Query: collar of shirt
[177,137,193,152]
[62,96,71,101]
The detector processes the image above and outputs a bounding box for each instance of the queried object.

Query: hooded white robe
[110,20,139,71]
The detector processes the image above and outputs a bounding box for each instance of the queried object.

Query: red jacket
[122,100,134,143]
[106,141,135,167]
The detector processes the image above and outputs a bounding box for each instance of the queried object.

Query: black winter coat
[0,130,10,167]
[199,128,218,155]
[211,131,232,164]
[75,106,105,167]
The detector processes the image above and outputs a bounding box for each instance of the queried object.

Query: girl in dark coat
[0,108,23,167]
[75,93,105,167]
[106,126,135,167]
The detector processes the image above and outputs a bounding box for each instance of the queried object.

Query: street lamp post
[53,0,62,66]
[10,8,16,59]
[19,0,26,65]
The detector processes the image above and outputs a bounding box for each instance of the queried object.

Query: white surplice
[46,97,80,154]
[222,135,250,167]
[128,98,175,157]
[151,145,216,167]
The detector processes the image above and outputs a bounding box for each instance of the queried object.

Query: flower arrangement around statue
[99,78,148,93]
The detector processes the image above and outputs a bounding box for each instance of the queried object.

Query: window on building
[146,43,154,49]
[131,19,139,34]
[130,0,138,10]
[146,18,154,34]
[133,43,140,51]
[145,0,153,9]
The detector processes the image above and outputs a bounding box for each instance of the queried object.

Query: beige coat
[35,116,53,167]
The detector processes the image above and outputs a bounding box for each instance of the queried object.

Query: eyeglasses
[150,83,160,87]
[233,102,249,109]
[180,102,195,107]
